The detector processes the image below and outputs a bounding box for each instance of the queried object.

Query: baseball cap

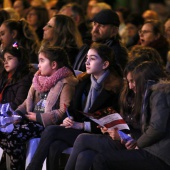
[91,9,120,27]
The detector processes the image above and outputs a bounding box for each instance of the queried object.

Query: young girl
[0,44,33,111]
[65,61,170,170]
[0,46,78,170]
[26,43,123,170]
[0,19,40,63]
[64,46,166,170]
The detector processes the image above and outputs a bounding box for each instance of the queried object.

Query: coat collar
[77,72,122,93]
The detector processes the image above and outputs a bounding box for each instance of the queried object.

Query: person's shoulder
[103,72,123,92]
[61,75,79,86]
[151,79,170,93]
[77,72,90,82]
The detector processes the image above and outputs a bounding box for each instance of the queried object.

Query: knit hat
[91,9,120,27]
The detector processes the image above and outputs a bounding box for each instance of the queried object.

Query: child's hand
[98,126,108,134]
[26,112,36,121]
[125,139,137,150]
[60,118,83,130]
[60,117,73,127]
[107,129,120,140]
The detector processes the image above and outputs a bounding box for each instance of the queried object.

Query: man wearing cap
[73,9,128,72]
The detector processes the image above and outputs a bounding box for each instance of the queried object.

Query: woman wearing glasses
[138,19,169,66]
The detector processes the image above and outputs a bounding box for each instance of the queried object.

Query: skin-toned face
[85,49,109,79]
[3,52,19,74]
[38,52,57,76]
[13,0,24,18]
[126,72,136,93]
[164,19,170,40]
[43,17,55,43]
[91,22,116,42]
[26,9,38,28]
[139,23,159,46]
[126,23,138,38]
[0,24,16,50]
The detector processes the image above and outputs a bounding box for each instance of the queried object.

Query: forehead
[126,72,133,80]
[49,17,55,24]
[87,49,97,55]
[0,24,8,31]
[142,23,153,30]
[60,6,72,16]
[14,0,23,7]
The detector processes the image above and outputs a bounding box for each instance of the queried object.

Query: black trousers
[26,125,83,170]
[65,133,170,170]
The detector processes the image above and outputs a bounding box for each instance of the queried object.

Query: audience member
[13,0,30,19]
[139,19,169,65]
[0,45,35,169]
[164,17,170,45]
[0,9,10,25]
[42,14,83,66]
[123,13,144,49]
[26,43,123,170]
[59,2,91,45]
[26,6,49,41]
[65,61,170,170]
[115,7,130,38]
[0,19,40,63]
[1,45,78,170]
[73,9,128,72]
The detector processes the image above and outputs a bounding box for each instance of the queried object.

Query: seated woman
[0,46,78,170]
[65,61,170,170]
[138,19,169,66]
[26,43,123,170]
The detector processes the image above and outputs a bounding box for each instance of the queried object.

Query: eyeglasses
[46,23,54,29]
[138,30,153,35]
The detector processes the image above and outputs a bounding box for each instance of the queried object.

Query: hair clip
[12,42,19,50]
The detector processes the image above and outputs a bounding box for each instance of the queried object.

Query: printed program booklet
[81,107,129,131]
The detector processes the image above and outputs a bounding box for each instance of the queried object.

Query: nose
[92,23,99,32]
[43,25,46,31]
[129,82,134,90]
[85,58,90,65]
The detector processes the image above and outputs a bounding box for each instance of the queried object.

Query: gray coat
[137,80,170,166]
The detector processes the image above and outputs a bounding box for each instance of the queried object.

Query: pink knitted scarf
[33,67,73,93]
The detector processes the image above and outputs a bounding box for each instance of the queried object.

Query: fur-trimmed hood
[151,79,170,93]
[77,72,122,93]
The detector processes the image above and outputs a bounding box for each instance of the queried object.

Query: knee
[41,125,62,139]
[74,133,92,146]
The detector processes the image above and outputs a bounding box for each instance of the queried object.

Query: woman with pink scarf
[1,46,78,170]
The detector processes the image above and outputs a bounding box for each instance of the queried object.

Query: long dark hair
[90,42,123,77]
[133,61,166,118]
[120,47,165,118]
[1,45,30,83]
[39,46,75,76]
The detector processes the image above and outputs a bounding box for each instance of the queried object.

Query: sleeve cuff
[84,121,91,132]
[36,113,43,124]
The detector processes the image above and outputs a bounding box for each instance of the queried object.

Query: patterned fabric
[0,121,44,170]
[32,67,73,93]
